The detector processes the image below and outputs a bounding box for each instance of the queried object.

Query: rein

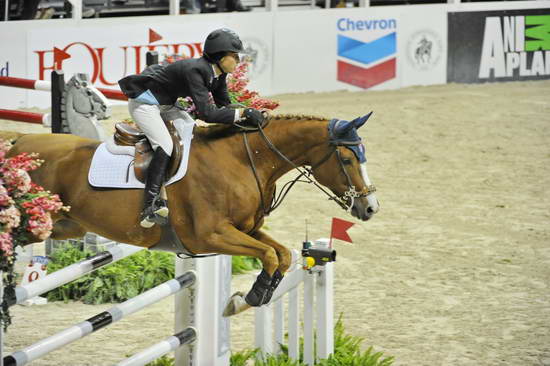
[241,119,372,219]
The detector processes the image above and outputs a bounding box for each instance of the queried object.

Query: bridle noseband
[240,118,376,218]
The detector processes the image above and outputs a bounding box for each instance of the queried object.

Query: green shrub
[232,255,262,275]
[144,355,173,366]
[45,244,174,304]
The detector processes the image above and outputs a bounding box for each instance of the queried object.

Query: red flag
[149,28,163,43]
[53,47,71,69]
[330,217,354,245]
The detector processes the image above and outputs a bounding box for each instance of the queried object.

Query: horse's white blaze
[360,163,379,213]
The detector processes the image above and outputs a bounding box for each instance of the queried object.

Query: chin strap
[215,62,227,77]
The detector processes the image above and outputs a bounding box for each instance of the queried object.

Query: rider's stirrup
[140,198,169,228]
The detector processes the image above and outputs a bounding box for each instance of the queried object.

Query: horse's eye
[342,158,352,165]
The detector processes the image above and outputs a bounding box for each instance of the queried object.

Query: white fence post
[65,0,82,20]
[316,262,334,360]
[287,285,299,360]
[174,257,194,366]
[266,0,278,12]
[273,301,284,355]
[255,304,274,356]
[176,255,231,366]
[169,0,181,15]
[303,272,315,366]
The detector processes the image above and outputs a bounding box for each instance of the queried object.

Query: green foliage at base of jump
[231,316,394,366]
[44,243,262,303]
[144,316,394,366]
[45,244,174,304]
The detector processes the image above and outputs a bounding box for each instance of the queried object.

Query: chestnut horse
[6,113,380,316]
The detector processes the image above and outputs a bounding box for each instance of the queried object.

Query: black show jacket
[118,57,236,124]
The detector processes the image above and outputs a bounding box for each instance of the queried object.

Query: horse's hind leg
[50,219,87,240]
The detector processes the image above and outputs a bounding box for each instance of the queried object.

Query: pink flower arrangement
[227,62,279,111]
[0,143,67,252]
[161,53,279,119]
[0,232,12,257]
[0,139,69,328]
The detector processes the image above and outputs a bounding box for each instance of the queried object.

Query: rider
[118,28,265,229]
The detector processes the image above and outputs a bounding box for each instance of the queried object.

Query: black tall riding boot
[140,148,171,228]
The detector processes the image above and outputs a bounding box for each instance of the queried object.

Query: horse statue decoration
[61,73,110,141]
[6,111,380,316]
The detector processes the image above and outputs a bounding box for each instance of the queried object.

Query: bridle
[239,118,376,218]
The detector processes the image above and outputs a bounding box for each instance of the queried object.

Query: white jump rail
[4,271,196,366]
[6,244,142,307]
[117,327,197,366]
[2,246,231,366]
[0,76,127,101]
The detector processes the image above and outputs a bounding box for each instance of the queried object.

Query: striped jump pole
[0,109,49,125]
[4,271,196,366]
[5,244,143,307]
[117,327,197,366]
[0,76,128,101]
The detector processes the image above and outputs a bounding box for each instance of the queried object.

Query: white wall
[0,1,548,109]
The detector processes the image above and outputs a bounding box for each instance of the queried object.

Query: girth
[148,223,195,256]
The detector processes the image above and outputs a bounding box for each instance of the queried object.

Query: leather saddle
[113,119,183,183]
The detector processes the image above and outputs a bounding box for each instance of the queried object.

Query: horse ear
[334,120,355,136]
[351,111,373,129]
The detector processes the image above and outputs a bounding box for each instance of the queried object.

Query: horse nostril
[366,207,374,214]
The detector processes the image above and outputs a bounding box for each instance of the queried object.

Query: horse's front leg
[251,230,292,305]
[201,224,280,317]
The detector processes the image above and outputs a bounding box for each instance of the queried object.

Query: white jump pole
[117,327,197,366]
[6,244,143,307]
[4,272,196,366]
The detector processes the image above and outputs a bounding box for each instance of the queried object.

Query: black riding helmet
[203,28,244,62]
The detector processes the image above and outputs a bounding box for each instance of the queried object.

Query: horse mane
[194,114,328,140]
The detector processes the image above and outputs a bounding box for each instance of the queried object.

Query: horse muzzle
[351,194,380,221]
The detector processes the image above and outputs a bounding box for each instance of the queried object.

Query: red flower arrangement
[0,139,68,328]
[161,54,279,119]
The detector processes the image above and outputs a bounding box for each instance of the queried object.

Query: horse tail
[0,130,27,144]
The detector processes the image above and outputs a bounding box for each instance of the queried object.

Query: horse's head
[309,113,380,221]
[66,73,111,120]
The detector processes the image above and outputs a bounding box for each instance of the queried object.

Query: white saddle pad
[88,118,195,189]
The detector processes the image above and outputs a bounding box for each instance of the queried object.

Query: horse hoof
[223,291,251,317]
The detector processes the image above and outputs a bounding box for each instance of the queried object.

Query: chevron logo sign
[336,18,397,89]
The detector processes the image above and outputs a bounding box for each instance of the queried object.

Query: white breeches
[128,99,174,156]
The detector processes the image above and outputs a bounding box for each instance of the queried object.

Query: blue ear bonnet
[328,112,372,163]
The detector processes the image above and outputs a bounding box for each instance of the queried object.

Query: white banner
[399,6,447,87]
[1,2,549,109]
